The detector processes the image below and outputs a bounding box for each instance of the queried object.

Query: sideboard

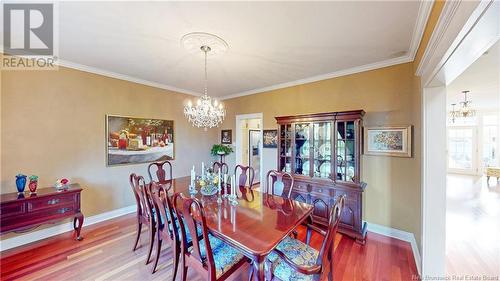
[0,184,84,240]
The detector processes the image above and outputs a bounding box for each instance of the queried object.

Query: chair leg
[171,243,180,281]
[132,222,142,251]
[145,225,155,265]
[180,256,188,281]
[151,235,162,274]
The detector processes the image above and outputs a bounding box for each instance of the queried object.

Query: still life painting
[106,115,174,166]
[263,129,278,148]
[364,126,411,157]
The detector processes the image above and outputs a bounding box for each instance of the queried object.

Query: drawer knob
[48,199,60,205]
[57,207,71,214]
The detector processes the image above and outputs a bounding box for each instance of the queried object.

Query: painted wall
[0,67,217,224]
[221,62,423,246]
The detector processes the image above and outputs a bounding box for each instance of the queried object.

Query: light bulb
[187,100,192,107]
[197,99,201,106]
[214,100,218,106]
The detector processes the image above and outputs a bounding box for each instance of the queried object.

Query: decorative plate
[302,160,310,175]
[319,143,331,157]
[301,141,310,156]
[319,162,331,177]
[200,186,218,196]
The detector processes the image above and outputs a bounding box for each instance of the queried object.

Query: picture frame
[221,129,232,144]
[263,129,278,148]
[106,115,174,166]
[364,126,412,157]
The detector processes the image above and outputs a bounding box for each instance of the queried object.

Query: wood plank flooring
[0,213,418,281]
[446,174,500,277]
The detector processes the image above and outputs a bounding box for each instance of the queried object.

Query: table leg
[252,257,265,281]
[73,213,84,241]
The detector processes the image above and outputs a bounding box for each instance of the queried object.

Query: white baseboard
[365,221,422,275]
[0,205,136,252]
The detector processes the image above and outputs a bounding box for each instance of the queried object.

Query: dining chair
[265,170,294,199]
[172,193,249,281]
[134,174,157,265]
[148,160,173,184]
[149,182,179,276]
[264,195,346,281]
[129,173,153,255]
[234,164,255,189]
[212,161,229,175]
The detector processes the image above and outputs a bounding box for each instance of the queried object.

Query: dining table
[162,176,314,281]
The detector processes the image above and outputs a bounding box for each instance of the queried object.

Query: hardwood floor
[0,213,418,281]
[446,174,500,277]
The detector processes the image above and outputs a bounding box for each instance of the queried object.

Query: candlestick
[217,170,222,204]
[201,162,205,178]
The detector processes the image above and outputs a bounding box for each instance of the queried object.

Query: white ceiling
[48,1,430,98]
[447,40,500,111]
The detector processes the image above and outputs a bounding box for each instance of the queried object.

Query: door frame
[235,113,263,185]
[419,0,498,277]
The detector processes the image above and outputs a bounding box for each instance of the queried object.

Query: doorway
[420,0,499,277]
[235,113,263,186]
[249,130,261,184]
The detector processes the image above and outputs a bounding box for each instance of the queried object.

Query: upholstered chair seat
[191,235,246,279]
[266,236,319,281]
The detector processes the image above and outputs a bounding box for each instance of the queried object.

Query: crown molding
[56,60,202,97]
[220,54,413,100]
[416,0,463,76]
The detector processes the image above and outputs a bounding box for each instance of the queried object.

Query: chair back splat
[212,162,229,175]
[234,165,255,189]
[148,160,173,184]
[265,170,294,198]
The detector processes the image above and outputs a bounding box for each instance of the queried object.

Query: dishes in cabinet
[301,141,310,156]
[319,162,331,178]
[319,143,331,158]
[302,160,310,175]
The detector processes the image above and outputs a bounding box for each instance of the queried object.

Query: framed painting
[263,129,278,148]
[106,115,174,166]
[221,129,232,144]
[364,126,412,157]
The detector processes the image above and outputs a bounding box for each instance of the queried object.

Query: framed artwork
[106,115,174,166]
[364,126,412,157]
[263,129,278,148]
[221,129,232,144]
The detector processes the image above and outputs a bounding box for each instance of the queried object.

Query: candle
[218,170,221,189]
[231,176,236,197]
[201,162,205,178]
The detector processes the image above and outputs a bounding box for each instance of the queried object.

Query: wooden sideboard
[276,110,367,244]
[0,184,84,240]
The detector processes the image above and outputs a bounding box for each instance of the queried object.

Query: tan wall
[0,67,217,222]
[414,0,446,70]
[221,62,422,246]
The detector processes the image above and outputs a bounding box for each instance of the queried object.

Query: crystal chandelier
[183,45,225,131]
[449,90,476,123]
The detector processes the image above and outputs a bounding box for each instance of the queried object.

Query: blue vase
[16,175,27,193]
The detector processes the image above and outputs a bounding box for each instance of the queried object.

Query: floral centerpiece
[198,169,219,196]
[55,178,70,191]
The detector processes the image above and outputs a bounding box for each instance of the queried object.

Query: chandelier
[183,33,227,131]
[449,90,476,123]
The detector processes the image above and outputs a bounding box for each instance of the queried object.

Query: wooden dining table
[162,176,314,281]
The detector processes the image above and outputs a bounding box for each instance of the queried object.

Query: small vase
[15,175,27,194]
[28,180,38,194]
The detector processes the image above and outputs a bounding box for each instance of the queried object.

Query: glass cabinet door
[336,121,356,182]
[294,123,311,176]
[313,122,332,178]
[279,124,292,173]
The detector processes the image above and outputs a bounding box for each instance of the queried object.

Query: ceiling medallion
[449,90,476,123]
[182,33,228,131]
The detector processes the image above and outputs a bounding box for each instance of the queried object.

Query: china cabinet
[276,110,367,243]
